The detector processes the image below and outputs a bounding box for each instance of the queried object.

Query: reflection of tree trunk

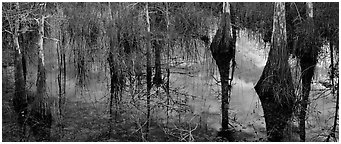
[31,14,52,141]
[12,3,28,140]
[254,3,295,142]
[145,3,152,140]
[298,2,318,141]
[209,2,236,140]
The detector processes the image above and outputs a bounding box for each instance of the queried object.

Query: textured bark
[254,3,295,142]
[145,3,152,140]
[31,13,52,141]
[298,2,318,141]
[56,26,67,139]
[57,30,67,120]
[165,2,171,126]
[163,2,171,126]
[209,3,236,140]
[12,3,28,138]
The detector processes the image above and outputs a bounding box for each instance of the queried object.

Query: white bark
[13,2,21,54]
[38,16,45,66]
[272,2,287,49]
[306,2,313,18]
[223,2,230,14]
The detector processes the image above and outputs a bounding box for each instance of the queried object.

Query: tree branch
[3,29,13,35]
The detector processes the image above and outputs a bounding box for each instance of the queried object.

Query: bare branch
[126,2,139,9]
[3,29,14,35]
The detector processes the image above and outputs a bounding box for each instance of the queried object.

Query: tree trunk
[57,21,67,138]
[108,51,119,122]
[31,11,52,141]
[254,2,295,142]
[153,39,162,87]
[165,2,171,126]
[326,40,338,142]
[107,2,115,135]
[298,2,318,141]
[145,3,152,140]
[22,52,27,83]
[77,53,86,86]
[209,2,236,140]
[12,3,28,140]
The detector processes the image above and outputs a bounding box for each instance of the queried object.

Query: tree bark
[165,2,171,126]
[326,40,338,142]
[209,2,236,140]
[254,2,295,142]
[107,2,115,135]
[12,3,28,140]
[56,15,67,138]
[31,9,52,141]
[298,2,318,141]
[145,3,152,140]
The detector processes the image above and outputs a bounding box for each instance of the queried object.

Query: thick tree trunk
[299,58,316,141]
[254,2,295,142]
[209,2,236,140]
[31,14,52,141]
[145,3,152,140]
[298,2,318,141]
[12,3,28,140]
